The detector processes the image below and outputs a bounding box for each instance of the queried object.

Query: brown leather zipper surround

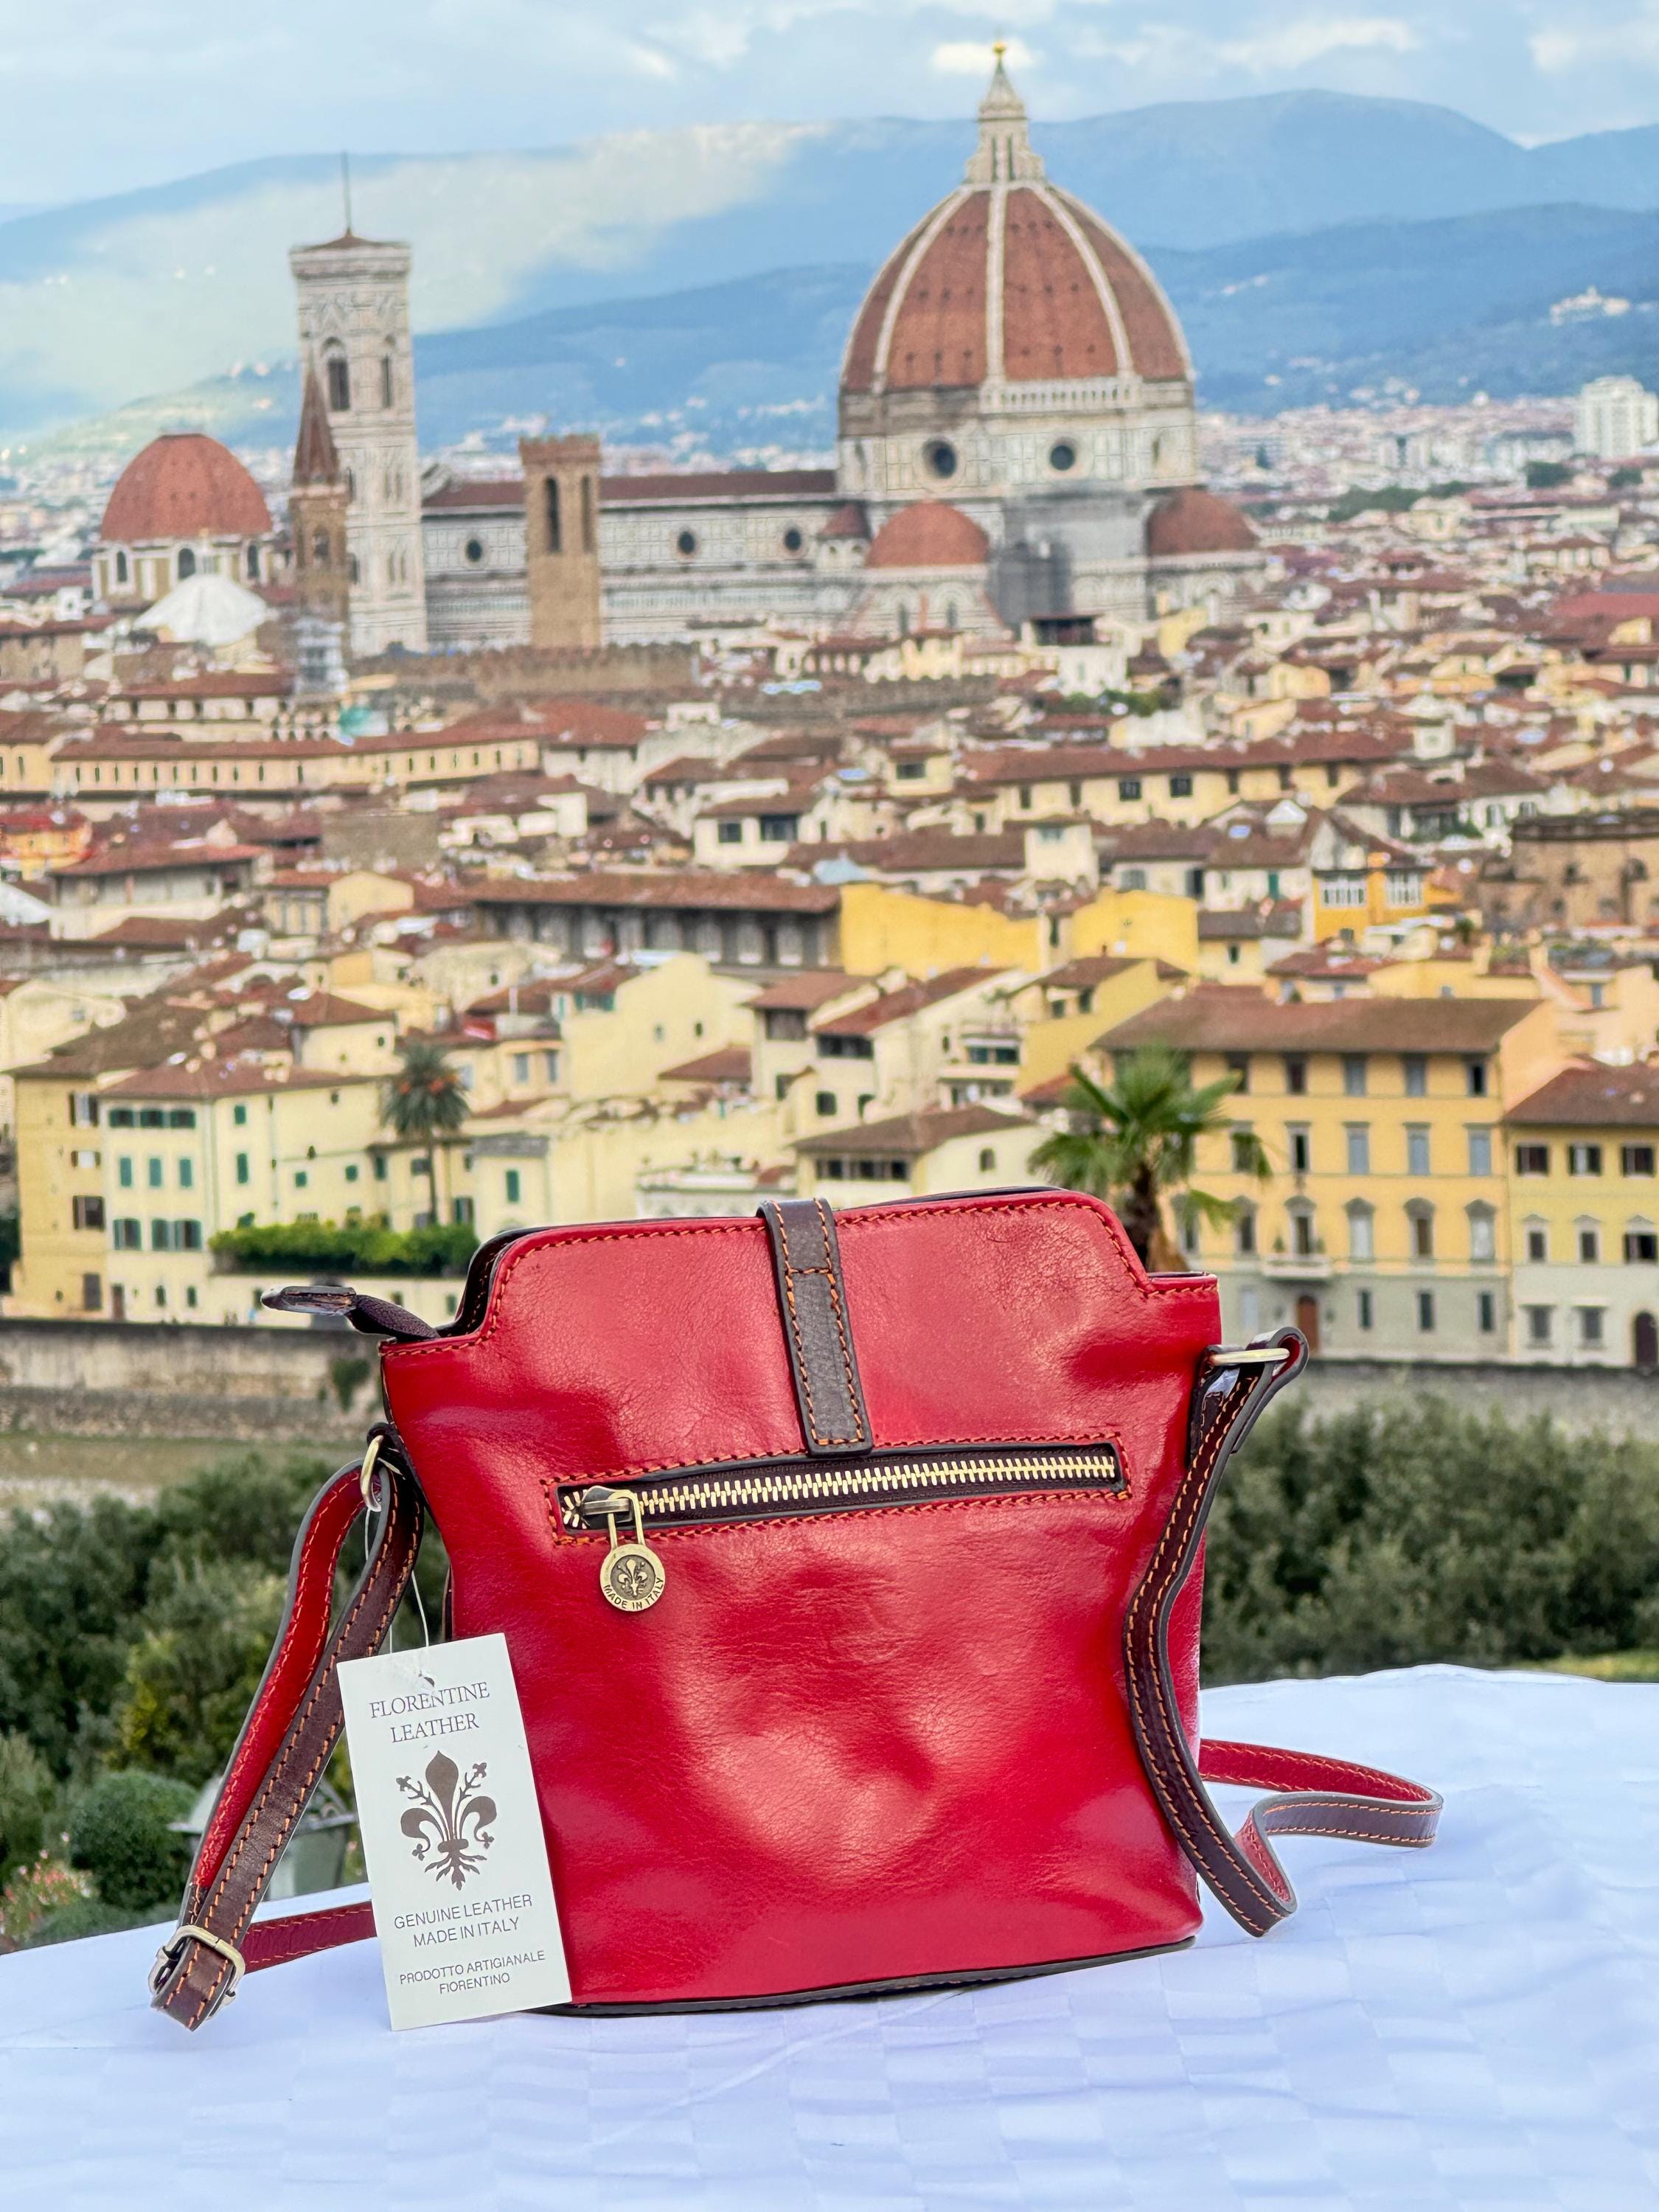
[557,1442,1127,1534]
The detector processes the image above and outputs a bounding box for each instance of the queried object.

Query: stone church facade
[417,57,1264,650]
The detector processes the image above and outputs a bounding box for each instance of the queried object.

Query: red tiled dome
[865,501,989,569]
[1147,487,1258,557]
[841,62,1189,398]
[100,434,272,545]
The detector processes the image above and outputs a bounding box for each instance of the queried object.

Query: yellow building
[773,966,1027,1143]
[97,1060,384,1321]
[1504,1061,1659,1368]
[0,805,91,877]
[7,998,212,1317]
[793,1103,1037,1199]
[558,953,754,1102]
[0,976,127,1138]
[0,709,67,797]
[837,880,1043,976]
[1004,954,1185,1091]
[1095,987,1561,1360]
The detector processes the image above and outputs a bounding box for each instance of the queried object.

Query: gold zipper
[563,1445,1124,1535]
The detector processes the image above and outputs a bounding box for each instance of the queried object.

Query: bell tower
[289,366,350,629]
[290,221,428,655]
[519,434,603,650]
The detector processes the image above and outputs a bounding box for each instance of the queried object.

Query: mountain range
[9,90,1659,454]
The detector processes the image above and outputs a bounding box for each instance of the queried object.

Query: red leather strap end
[192,1468,366,1884]
[1200,1739,1441,1810]
[243,1901,377,1972]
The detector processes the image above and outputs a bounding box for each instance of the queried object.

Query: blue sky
[0,0,1652,204]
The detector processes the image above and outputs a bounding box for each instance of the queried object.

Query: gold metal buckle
[360,1433,383,1510]
[1202,1343,1295,1371]
[149,1923,246,2012]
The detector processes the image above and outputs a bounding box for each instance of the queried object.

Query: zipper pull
[580,1487,667,1613]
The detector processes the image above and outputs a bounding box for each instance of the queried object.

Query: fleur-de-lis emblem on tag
[397,1753,497,1889]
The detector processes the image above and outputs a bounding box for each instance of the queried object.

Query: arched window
[1405,1200,1435,1260]
[324,343,350,412]
[312,529,331,566]
[114,550,128,585]
[896,602,910,636]
[1287,1200,1318,1259]
[1346,1199,1374,1262]
[246,543,260,581]
[344,466,356,501]
[176,548,197,580]
[1467,1201,1497,1263]
[347,553,361,584]
[945,601,959,630]
[380,352,394,409]
[1234,1201,1256,1257]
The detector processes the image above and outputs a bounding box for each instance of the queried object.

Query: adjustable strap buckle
[149,1923,246,2017]
[360,1432,383,1510]
[1202,1343,1296,1371]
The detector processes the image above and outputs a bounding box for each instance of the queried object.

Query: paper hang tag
[338,1632,572,2031]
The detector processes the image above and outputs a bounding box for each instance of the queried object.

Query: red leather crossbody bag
[151,1192,1440,2031]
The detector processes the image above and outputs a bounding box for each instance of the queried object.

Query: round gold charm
[600,1543,666,1613]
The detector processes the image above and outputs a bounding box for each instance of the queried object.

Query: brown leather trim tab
[757,1197,872,1458]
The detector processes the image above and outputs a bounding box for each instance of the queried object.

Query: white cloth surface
[1,1666,1655,2212]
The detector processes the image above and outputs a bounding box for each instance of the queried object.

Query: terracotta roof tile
[100,434,271,543]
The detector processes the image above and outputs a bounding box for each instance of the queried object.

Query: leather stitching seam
[540,1475,1133,1548]
[193,1470,356,1894]
[813,1196,869,1447]
[182,1481,413,2027]
[773,1203,836,1448]
[1124,1369,1285,1932]
[383,1194,1217,1367]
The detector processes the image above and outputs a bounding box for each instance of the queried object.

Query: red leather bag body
[150,1192,1441,2031]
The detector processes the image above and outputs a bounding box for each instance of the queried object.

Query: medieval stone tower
[519,434,603,650]
[289,227,427,655]
[289,366,351,629]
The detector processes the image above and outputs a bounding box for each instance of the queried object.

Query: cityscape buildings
[4,65,1659,1365]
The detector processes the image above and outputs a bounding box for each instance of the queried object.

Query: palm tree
[380,1040,470,1227]
[1030,1045,1270,1267]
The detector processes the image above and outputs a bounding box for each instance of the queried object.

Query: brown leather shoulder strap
[150,1434,422,2029]
[758,1197,872,1458]
[1125,1330,1441,1935]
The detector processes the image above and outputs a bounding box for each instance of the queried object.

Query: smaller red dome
[865,501,989,570]
[1147,487,1257,558]
[100,434,272,545]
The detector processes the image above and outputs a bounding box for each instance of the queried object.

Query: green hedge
[1204,1397,1659,1683]
[209,1220,478,1277]
[69,1770,195,1913]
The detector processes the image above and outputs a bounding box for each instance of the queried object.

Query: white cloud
[1528,10,1659,73]
[1220,15,1419,73]
[932,36,1037,74]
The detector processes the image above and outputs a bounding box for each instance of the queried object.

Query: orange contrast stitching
[1124,1368,1284,1933]
[185,1481,413,2028]
[384,1194,1219,1367]
[813,1195,869,1447]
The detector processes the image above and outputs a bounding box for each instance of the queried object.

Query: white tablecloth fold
[1,1666,1655,2211]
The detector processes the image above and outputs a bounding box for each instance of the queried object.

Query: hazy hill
[67,204,1659,462]
[8,90,1659,442]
